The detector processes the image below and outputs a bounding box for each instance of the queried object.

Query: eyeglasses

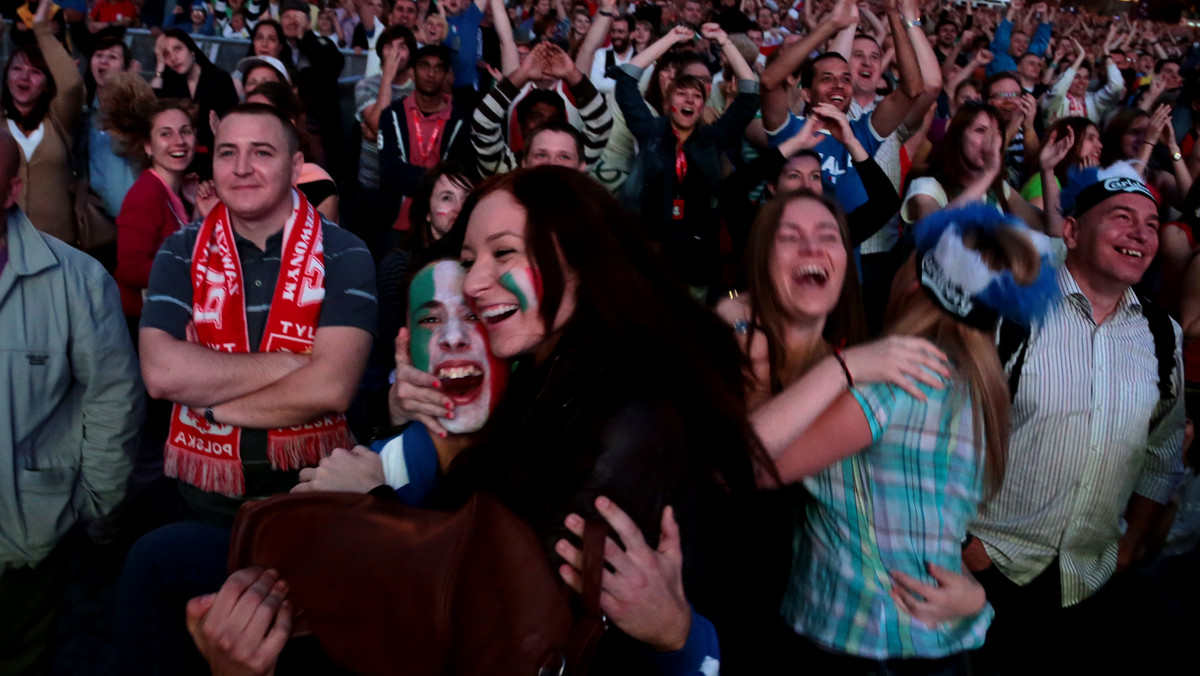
[989,91,1022,99]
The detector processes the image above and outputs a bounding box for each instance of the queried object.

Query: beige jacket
[2,22,85,245]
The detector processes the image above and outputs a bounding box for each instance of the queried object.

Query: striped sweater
[471,75,613,178]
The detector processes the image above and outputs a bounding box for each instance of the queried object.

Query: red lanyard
[674,142,688,185]
[410,109,443,167]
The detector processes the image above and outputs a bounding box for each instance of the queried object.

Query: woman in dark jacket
[151,28,239,172]
[191,167,792,673]
[612,23,759,298]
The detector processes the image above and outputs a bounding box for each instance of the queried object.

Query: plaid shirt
[784,378,994,659]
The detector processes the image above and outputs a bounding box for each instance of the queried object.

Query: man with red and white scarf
[118,103,376,673]
[139,103,376,519]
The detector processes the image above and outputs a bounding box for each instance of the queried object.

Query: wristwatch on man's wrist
[204,407,217,425]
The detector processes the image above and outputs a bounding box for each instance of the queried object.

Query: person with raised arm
[611,21,759,299]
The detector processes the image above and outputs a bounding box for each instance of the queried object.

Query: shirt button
[254,280,262,288]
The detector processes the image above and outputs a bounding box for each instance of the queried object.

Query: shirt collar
[1058,265,1141,321]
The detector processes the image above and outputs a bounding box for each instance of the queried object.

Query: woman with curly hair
[105,72,198,323]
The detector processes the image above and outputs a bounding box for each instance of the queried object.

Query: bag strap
[1140,296,1177,403]
[564,520,608,675]
[996,318,1030,404]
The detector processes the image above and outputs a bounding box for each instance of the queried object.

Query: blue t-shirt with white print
[766,112,886,213]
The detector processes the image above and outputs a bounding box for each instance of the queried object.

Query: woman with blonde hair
[753,203,1060,671]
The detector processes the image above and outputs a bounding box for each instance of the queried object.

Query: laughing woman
[753,204,1059,673]
[613,22,760,297]
[191,166,790,673]
[107,74,198,325]
[0,0,84,244]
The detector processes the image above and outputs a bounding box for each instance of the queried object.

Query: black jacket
[431,315,790,672]
[377,96,474,214]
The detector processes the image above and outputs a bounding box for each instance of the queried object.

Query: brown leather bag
[48,113,118,251]
[228,491,607,676]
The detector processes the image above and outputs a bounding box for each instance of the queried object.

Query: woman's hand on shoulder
[890,563,987,628]
[389,327,454,437]
[841,336,951,400]
[556,497,692,653]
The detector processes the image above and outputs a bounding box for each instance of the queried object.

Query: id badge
[672,199,685,220]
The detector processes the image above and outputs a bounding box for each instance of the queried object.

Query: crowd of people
[2,0,1200,673]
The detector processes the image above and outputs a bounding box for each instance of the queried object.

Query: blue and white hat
[1061,161,1156,218]
[913,204,1061,330]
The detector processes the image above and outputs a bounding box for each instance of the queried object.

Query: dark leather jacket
[433,315,790,672]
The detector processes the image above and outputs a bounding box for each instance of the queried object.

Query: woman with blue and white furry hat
[762,203,1059,671]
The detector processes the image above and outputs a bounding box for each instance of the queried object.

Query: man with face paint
[295,260,506,503]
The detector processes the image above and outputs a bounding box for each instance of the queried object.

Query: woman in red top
[106,73,197,323]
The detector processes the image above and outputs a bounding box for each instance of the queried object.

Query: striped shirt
[470,76,613,178]
[785,378,993,659]
[970,266,1185,606]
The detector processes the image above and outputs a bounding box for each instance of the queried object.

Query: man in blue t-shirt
[760,0,937,214]
[442,0,487,94]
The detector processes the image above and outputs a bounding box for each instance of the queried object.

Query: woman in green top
[1019,116,1101,209]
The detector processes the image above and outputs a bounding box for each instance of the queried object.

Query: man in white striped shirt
[964,166,1185,673]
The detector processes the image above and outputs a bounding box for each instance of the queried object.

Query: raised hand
[539,42,577,80]
[786,115,828,151]
[381,40,406,83]
[667,24,694,44]
[1039,126,1075,171]
[982,123,1004,179]
[194,180,219,219]
[516,42,549,81]
[34,0,52,23]
[830,0,861,29]
[1149,102,1172,146]
[974,49,994,66]
[1018,93,1037,126]
[699,22,728,46]
[1146,75,1167,102]
[810,102,852,145]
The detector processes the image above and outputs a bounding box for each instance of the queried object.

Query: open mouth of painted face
[434,359,485,403]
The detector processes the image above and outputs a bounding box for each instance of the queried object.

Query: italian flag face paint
[407,260,507,434]
[407,263,440,373]
[499,267,542,315]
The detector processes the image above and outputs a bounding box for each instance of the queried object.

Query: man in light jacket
[0,128,144,675]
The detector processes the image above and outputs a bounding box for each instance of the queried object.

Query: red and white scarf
[165,191,353,497]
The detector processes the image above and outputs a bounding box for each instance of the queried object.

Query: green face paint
[407,265,438,373]
[499,268,540,314]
